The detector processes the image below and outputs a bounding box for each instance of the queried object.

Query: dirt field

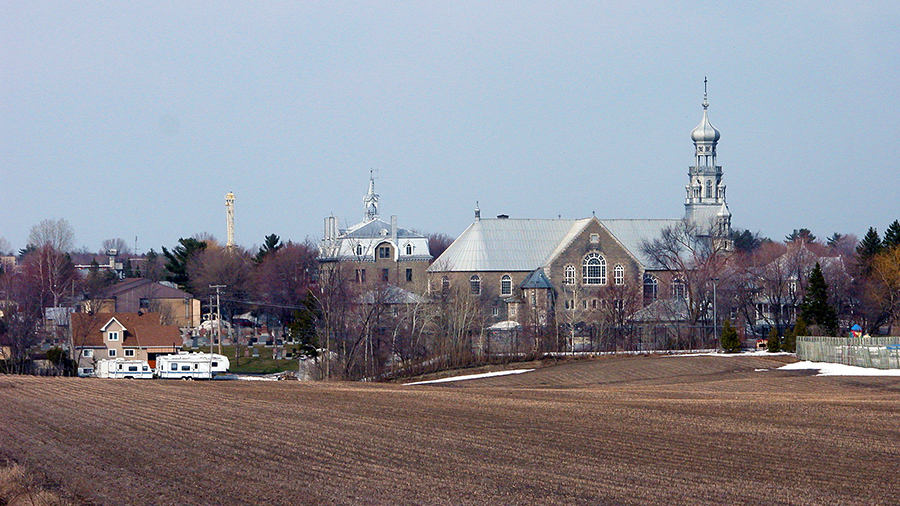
[1,354,898,505]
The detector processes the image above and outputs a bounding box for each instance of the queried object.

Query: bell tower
[684,78,730,241]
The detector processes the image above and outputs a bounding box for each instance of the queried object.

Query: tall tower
[225,191,235,248]
[684,79,731,239]
[363,170,379,221]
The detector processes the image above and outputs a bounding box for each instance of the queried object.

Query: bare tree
[100,238,131,256]
[425,232,454,263]
[28,218,75,253]
[641,220,731,348]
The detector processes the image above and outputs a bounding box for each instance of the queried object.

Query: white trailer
[155,352,230,379]
[96,358,153,379]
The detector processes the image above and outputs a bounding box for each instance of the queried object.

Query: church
[427,86,733,335]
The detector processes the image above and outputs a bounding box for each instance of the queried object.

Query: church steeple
[364,170,379,221]
[685,79,730,243]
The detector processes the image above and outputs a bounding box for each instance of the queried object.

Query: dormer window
[355,244,364,256]
[405,244,413,255]
[108,331,119,341]
[378,245,391,259]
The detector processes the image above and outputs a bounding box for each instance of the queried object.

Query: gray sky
[2,1,899,254]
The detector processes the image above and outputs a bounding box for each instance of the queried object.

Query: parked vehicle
[155,352,230,379]
[96,358,153,379]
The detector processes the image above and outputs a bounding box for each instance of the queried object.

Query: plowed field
[2,354,899,505]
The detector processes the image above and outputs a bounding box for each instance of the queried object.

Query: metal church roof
[429,218,591,272]
[429,217,681,273]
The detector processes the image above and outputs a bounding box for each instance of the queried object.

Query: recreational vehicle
[155,352,230,379]
[96,358,153,379]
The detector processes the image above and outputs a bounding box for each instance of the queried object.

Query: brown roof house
[84,278,201,329]
[70,312,182,376]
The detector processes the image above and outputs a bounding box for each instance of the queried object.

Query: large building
[428,87,732,333]
[319,175,432,291]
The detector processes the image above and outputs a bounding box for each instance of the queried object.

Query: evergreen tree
[784,317,806,353]
[254,233,284,263]
[162,238,207,285]
[856,227,882,262]
[884,220,900,249]
[720,320,741,353]
[786,228,816,244]
[766,327,781,352]
[800,263,838,335]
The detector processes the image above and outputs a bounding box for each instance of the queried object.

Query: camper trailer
[155,352,230,379]
[96,358,153,379]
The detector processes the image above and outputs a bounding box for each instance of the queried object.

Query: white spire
[363,170,379,221]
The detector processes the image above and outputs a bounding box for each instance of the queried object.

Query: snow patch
[779,361,900,376]
[405,369,535,385]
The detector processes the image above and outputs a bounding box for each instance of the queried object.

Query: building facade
[319,175,432,292]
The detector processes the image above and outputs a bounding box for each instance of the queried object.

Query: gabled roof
[429,217,680,273]
[521,268,553,289]
[100,278,194,300]
[600,219,681,269]
[429,218,591,272]
[70,312,182,349]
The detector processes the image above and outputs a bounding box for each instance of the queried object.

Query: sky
[2,1,899,255]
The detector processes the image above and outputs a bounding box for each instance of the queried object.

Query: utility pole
[210,285,226,356]
[712,277,719,347]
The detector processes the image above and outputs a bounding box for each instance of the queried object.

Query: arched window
[706,180,713,198]
[500,275,512,296]
[470,275,481,295]
[614,264,625,285]
[564,265,576,285]
[643,274,658,302]
[582,253,606,285]
[355,244,364,256]
[405,243,413,255]
[672,278,686,300]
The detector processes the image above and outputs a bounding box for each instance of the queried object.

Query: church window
[405,244,413,255]
[643,274,658,303]
[614,265,625,285]
[564,265,576,285]
[582,253,606,285]
[500,275,512,296]
[706,180,713,198]
[470,275,481,295]
[672,278,686,300]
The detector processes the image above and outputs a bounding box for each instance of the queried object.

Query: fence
[796,336,900,369]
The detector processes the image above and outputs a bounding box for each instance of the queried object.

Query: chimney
[391,215,398,245]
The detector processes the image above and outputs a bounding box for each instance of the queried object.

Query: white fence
[796,336,900,369]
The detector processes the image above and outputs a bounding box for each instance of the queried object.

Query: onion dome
[691,78,720,143]
[691,100,720,142]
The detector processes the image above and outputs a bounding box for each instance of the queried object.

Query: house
[319,174,432,291]
[428,87,734,349]
[85,278,201,328]
[70,312,182,376]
